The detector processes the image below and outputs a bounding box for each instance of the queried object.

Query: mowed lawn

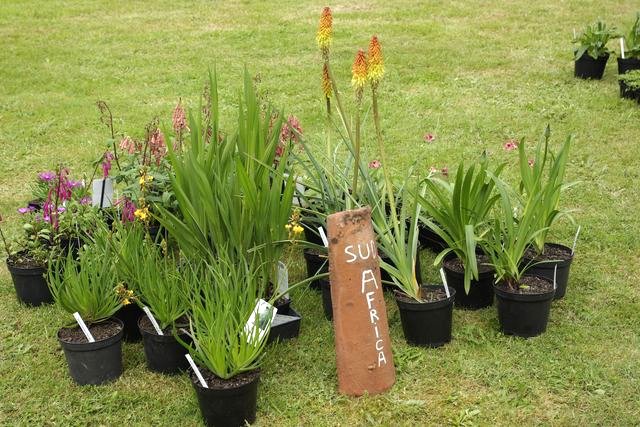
[1,0,640,425]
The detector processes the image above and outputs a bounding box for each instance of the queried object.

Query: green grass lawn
[2,0,640,425]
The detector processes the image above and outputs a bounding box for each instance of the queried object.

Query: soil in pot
[522,243,573,300]
[494,276,554,338]
[191,367,260,427]
[6,257,53,306]
[58,318,124,385]
[443,255,494,310]
[394,285,455,347]
[574,52,609,80]
[139,315,190,375]
[617,57,640,74]
[303,248,328,290]
[115,303,143,342]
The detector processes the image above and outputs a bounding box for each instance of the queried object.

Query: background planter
[418,224,447,252]
[442,257,494,310]
[617,57,640,74]
[522,243,573,300]
[494,278,554,338]
[192,369,260,427]
[574,53,609,79]
[320,279,333,320]
[303,248,328,290]
[6,260,53,306]
[267,305,301,343]
[619,80,640,100]
[394,285,455,347]
[57,318,124,385]
[139,316,190,375]
[115,303,143,342]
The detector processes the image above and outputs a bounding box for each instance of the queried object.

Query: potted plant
[179,252,273,427]
[1,209,54,306]
[619,13,640,74]
[416,154,504,309]
[47,244,125,385]
[573,20,618,79]
[618,70,640,100]
[518,128,576,299]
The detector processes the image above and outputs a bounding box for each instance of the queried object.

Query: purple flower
[80,196,91,205]
[67,180,84,189]
[102,152,114,178]
[57,206,66,213]
[38,171,56,182]
[18,207,32,214]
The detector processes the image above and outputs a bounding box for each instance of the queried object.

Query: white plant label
[571,225,581,255]
[91,178,114,208]
[244,299,277,344]
[185,354,208,388]
[318,226,329,247]
[73,312,95,343]
[143,306,163,335]
[553,265,558,290]
[573,28,576,39]
[439,268,451,298]
[620,38,625,59]
[277,261,289,300]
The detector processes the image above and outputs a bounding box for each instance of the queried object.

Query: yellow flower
[367,36,384,87]
[351,49,368,98]
[316,7,333,58]
[134,207,150,222]
[122,298,131,306]
[292,224,304,237]
[322,63,332,99]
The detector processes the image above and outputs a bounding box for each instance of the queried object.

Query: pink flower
[423,133,436,143]
[503,139,518,151]
[172,100,188,133]
[368,160,381,169]
[279,115,303,145]
[441,167,449,177]
[102,152,114,178]
[149,129,167,166]
[429,166,438,174]
[18,207,33,214]
[119,136,136,154]
[80,196,91,205]
[528,158,535,167]
[116,197,136,223]
[38,171,56,182]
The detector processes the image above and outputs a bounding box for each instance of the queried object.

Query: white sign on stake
[73,312,95,343]
[91,178,114,208]
[277,261,289,300]
[244,299,277,344]
[620,38,626,59]
[553,264,558,290]
[143,306,163,335]
[318,226,329,247]
[439,268,451,298]
[185,354,208,388]
[573,28,576,39]
[571,225,581,255]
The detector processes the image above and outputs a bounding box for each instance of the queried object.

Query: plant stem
[0,226,10,256]
[352,106,361,195]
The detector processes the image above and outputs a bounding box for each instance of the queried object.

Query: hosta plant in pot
[619,13,640,74]
[179,252,273,427]
[416,155,503,309]
[48,245,124,385]
[573,20,618,79]
[518,128,576,299]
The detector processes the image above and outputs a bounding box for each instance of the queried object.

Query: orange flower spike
[351,49,368,92]
[367,36,385,87]
[322,63,332,99]
[316,7,333,58]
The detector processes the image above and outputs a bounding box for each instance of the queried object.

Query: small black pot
[494,280,554,338]
[418,224,447,252]
[574,52,609,80]
[617,57,640,74]
[57,318,124,385]
[192,370,260,427]
[139,316,190,375]
[394,285,455,347]
[619,80,640,100]
[320,279,333,320]
[522,243,574,300]
[303,248,328,290]
[114,303,143,342]
[6,260,53,306]
[442,259,494,310]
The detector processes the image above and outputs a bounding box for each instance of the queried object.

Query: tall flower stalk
[351,48,368,195]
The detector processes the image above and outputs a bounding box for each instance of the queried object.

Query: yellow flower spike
[351,49,368,99]
[316,7,333,58]
[293,224,304,237]
[322,63,333,99]
[367,35,384,88]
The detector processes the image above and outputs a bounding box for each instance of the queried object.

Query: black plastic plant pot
[574,53,609,80]
[302,219,326,247]
[442,260,494,310]
[494,279,555,338]
[394,285,456,348]
[114,303,143,342]
[522,243,574,300]
[619,80,640,100]
[303,248,328,290]
[418,224,447,252]
[57,318,124,385]
[192,369,260,427]
[267,306,301,344]
[320,278,333,320]
[6,260,53,306]
[617,57,640,74]
[138,316,190,375]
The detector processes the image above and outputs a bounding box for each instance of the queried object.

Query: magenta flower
[441,167,449,177]
[102,152,114,178]
[116,197,136,223]
[503,139,518,151]
[423,133,436,143]
[38,171,56,182]
[80,196,91,205]
[18,207,33,214]
[368,160,381,169]
[57,206,66,213]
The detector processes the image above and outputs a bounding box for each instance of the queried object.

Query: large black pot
[303,248,328,290]
[394,285,455,347]
[522,243,573,300]
[139,316,190,375]
[57,318,124,385]
[320,279,333,320]
[494,279,554,338]
[192,369,260,427]
[442,259,494,310]
[617,57,640,74]
[574,52,609,80]
[114,303,143,342]
[6,260,53,306]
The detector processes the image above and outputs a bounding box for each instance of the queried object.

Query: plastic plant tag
[244,299,277,345]
[73,312,95,343]
[620,38,626,59]
[91,178,114,208]
[185,354,208,388]
[573,28,576,39]
[553,265,558,290]
[143,306,163,335]
[318,226,329,247]
[439,268,451,298]
[277,261,289,300]
[571,225,581,255]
